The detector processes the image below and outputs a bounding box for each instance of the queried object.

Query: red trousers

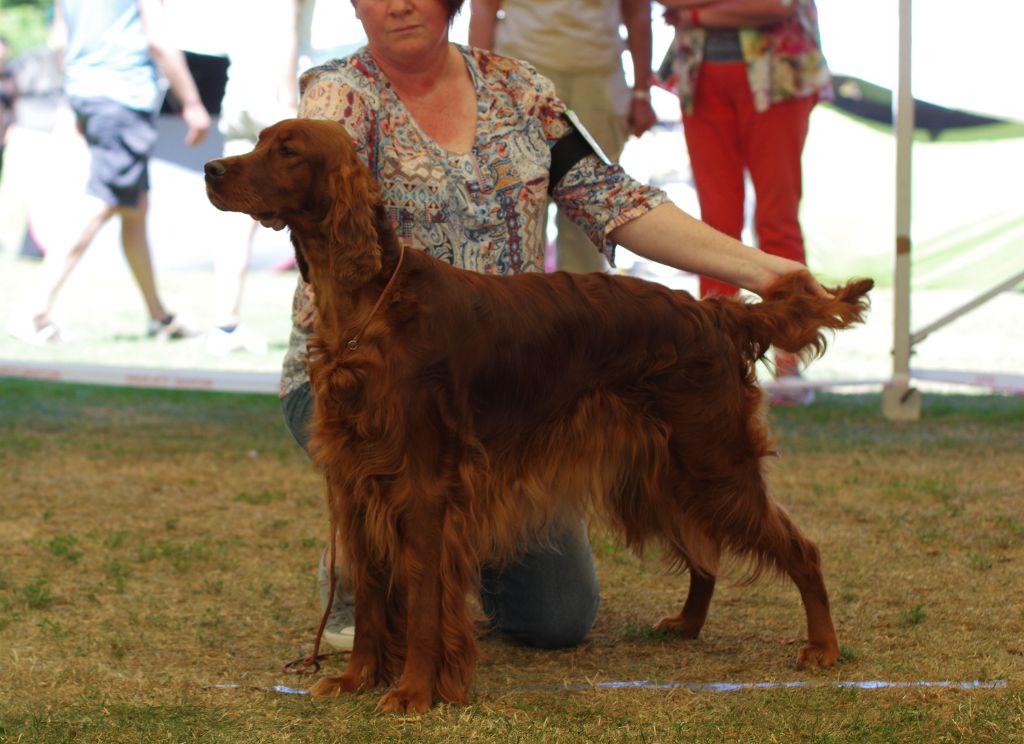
[682,62,816,298]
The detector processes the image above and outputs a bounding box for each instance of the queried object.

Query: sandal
[147,314,199,341]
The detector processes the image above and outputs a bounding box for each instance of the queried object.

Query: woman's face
[353,0,452,64]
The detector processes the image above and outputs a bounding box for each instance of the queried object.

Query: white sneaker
[323,625,356,652]
[7,317,63,345]
[205,324,268,356]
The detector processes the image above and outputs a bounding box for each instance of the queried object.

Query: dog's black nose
[204,160,227,179]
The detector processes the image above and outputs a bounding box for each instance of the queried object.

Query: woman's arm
[138,0,210,145]
[658,0,796,28]
[48,1,68,68]
[609,202,827,297]
[621,0,658,137]
[468,0,502,49]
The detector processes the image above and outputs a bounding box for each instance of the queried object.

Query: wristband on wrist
[690,8,701,27]
[631,88,651,101]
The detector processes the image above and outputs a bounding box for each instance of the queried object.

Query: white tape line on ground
[207,679,1008,697]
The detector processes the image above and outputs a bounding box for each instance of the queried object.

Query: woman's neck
[370,41,457,99]
[370,42,477,154]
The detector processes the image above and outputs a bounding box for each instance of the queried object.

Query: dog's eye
[279,144,298,157]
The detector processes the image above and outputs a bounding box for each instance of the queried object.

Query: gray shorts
[69,96,157,208]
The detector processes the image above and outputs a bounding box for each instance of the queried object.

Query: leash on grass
[283,530,340,675]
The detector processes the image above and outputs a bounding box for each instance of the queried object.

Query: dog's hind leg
[655,565,717,639]
[648,492,721,639]
[760,505,839,669]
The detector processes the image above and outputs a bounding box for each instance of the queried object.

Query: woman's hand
[749,254,832,299]
[660,0,712,28]
[657,0,716,9]
[628,97,659,138]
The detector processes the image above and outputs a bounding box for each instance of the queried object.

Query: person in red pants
[659,0,832,403]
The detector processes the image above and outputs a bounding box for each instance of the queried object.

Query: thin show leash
[284,537,340,675]
[283,245,407,676]
[347,245,407,352]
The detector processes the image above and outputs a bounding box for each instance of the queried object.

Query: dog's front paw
[376,686,433,714]
[795,641,839,669]
[308,673,364,698]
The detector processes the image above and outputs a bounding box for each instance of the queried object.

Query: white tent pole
[910,268,1024,345]
[882,0,922,420]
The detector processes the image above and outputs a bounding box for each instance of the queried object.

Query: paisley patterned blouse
[671,0,833,115]
[280,44,668,396]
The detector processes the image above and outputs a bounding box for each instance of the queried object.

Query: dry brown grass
[1,381,1022,743]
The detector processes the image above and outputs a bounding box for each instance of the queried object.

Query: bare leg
[211,213,257,328]
[118,192,168,322]
[30,195,116,325]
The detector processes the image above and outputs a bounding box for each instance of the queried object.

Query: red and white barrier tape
[0,360,278,395]
[2,359,1021,396]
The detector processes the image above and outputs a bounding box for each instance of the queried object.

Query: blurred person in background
[204,0,300,356]
[658,0,831,403]
[204,0,369,355]
[7,0,210,344]
[469,0,658,273]
[0,35,18,183]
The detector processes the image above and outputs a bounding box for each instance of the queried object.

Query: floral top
[671,0,833,115]
[280,44,668,397]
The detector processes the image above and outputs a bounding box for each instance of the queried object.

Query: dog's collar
[346,245,406,352]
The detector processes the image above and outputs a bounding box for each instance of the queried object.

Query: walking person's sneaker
[318,550,355,652]
[6,316,63,345]
[205,323,268,356]
[147,314,200,341]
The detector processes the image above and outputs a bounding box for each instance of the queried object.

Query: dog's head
[204,118,384,287]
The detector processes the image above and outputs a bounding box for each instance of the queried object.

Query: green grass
[0,381,1022,742]
[1,689,1020,743]
[0,4,52,58]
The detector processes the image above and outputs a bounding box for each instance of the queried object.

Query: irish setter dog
[205,118,872,714]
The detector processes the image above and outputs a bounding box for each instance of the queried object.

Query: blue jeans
[282,382,599,648]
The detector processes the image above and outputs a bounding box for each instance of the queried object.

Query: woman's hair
[351,1,465,24]
[444,0,466,22]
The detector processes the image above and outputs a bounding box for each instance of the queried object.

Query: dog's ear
[322,128,384,287]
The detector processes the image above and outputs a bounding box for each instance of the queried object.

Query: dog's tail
[715,271,874,365]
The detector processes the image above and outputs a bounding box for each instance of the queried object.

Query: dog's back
[390,254,872,571]
[400,255,871,441]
